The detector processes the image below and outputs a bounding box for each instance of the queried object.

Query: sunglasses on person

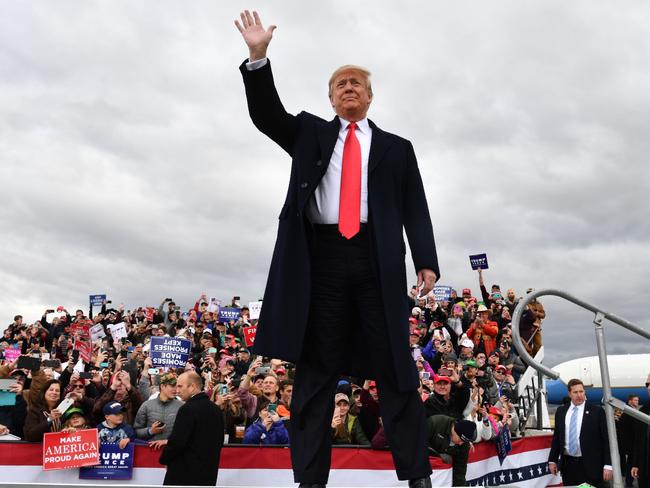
[72,384,85,389]
[646,382,650,388]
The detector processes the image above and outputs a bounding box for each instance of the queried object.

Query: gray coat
[133,395,183,440]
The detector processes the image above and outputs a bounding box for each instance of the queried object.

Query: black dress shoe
[408,477,432,488]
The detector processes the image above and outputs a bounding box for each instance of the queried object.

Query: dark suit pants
[561,454,605,488]
[290,224,432,483]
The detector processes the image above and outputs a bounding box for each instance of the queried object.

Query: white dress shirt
[306,117,371,224]
[564,401,585,456]
[246,57,372,225]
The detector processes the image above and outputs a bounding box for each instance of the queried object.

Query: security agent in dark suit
[235,10,439,488]
[631,373,650,488]
[548,378,613,488]
[159,371,224,486]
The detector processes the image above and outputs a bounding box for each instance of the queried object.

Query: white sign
[108,322,128,340]
[208,297,221,313]
[90,324,106,341]
[249,301,263,320]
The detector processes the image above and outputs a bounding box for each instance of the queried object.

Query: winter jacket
[133,395,183,440]
[332,414,370,446]
[243,419,289,445]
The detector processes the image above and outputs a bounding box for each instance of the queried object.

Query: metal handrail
[510,288,650,488]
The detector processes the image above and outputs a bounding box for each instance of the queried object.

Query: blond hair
[328,65,373,97]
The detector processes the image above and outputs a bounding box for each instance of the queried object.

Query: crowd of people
[0,270,546,479]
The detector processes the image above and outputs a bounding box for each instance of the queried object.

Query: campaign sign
[3,347,21,363]
[89,295,106,307]
[248,301,263,320]
[469,253,489,270]
[219,307,241,323]
[144,307,155,322]
[433,286,452,302]
[208,297,221,313]
[108,323,128,341]
[79,442,134,480]
[243,326,257,347]
[150,337,191,368]
[75,339,93,364]
[495,426,512,465]
[43,428,99,471]
[89,324,106,341]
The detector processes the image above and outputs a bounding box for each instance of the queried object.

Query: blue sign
[218,307,241,323]
[495,426,512,465]
[150,337,191,368]
[433,286,452,302]
[469,253,489,270]
[79,442,134,480]
[89,294,107,307]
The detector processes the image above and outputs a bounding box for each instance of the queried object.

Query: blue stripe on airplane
[546,379,649,405]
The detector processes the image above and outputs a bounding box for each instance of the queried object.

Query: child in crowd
[61,407,90,433]
[97,401,135,449]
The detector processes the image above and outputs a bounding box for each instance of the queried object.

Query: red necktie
[339,122,361,239]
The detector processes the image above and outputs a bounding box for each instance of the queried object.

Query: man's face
[465,366,477,379]
[176,376,194,402]
[568,383,586,406]
[280,385,293,404]
[460,346,473,359]
[628,396,640,409]
[160,382,177,400]
[433,380,451,396]
[368,384,378,400]
[262,377,279,395]
[329,70,372,120]
[646,374,650,395]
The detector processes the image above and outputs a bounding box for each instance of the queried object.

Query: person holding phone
[134,372,182,447]
[23,379,64,441]
[93,370,143,426]
[0,374,27,438]
[331,393,370,446]
[242,397,289,445]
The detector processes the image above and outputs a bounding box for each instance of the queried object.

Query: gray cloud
[1,1,648,368]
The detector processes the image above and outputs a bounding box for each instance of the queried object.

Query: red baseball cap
[462,288,472,296]
[434,374,452,384]
[368,380,377,388]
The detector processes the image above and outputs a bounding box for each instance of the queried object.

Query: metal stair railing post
[510,288,650,488]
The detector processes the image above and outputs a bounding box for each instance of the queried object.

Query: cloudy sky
[1,1,648,367]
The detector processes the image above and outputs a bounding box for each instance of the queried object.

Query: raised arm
[235,10,298,155]
[235,10,277,62]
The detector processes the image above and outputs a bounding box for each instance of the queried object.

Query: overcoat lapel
[317,117,340,169]
[368,120,391,173]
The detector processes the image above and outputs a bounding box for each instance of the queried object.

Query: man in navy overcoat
[236,11,440,488]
